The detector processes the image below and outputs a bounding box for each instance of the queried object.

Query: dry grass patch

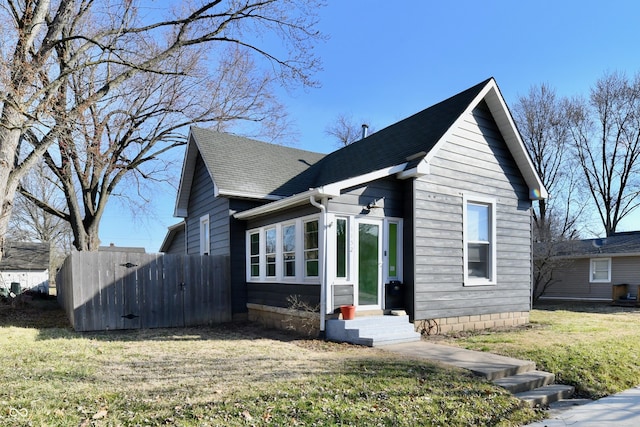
[0,298,541,426]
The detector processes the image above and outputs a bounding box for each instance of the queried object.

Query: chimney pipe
[361,124,369,139]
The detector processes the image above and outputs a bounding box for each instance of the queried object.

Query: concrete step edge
[515,384,575,408]
[493,370,556,393]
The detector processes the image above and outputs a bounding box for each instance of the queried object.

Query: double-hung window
[246,216,319,282]
[464,196,496,285]
[283,224,296,277]
[590,258,611,283]
[304,220,319,277]
[249,232,260,277]
[265,227,277,278]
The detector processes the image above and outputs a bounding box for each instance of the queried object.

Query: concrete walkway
[380,340,535,379]
[380,340,640,425]
[525,386,640,427]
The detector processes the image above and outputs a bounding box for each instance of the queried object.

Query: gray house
[536,231,640,304]
[163,78,547,341]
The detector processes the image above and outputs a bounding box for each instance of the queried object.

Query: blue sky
[99,0,640,251]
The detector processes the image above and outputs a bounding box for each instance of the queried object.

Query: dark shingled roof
[190,128,326,198]
[191,78,491,198]
[309,78,491,187]
[539,231,640,258]
[0,241,50,271]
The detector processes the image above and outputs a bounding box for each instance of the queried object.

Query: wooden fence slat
[56,252,230,332]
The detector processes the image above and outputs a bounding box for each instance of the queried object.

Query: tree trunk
[0,106,28,263]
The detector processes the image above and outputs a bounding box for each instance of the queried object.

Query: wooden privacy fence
[57,251,230,332]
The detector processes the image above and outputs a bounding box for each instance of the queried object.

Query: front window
[246,215,320,283]
[265,227,276,277]
[464,198,496,285]
[250,233,260,277]
[283,224,296,277]
[304,220,319,277]
[590,258,611,283]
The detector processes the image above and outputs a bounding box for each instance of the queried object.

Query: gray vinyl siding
[186,154,231,256]
[542,256,640,301]
[328,177,404,218]
[229,199,263,315]
[412,102,532,321]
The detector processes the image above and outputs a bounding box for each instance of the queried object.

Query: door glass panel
[358,223,379,306]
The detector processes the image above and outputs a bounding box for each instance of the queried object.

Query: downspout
[309,195,328,334]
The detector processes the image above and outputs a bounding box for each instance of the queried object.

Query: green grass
[0,299,540,426]
[5,299,639,425]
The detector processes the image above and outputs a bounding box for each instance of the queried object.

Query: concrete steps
[325,314,421,347]
[487,365,575,408]
[379,341,580,409]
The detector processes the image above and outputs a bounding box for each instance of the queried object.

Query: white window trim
[281,222,297,280]
[463,195,497,286]
[245,214,320,284]
[332,215,351,283]
[589,258,611,283]
[383,218,404,283]
[199,214,210,256]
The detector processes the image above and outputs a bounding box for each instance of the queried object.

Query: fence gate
[57,252,231,332]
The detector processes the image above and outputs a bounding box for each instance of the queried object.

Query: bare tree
[567,71,640,237]
[325,113,374,147]
[8,161,71,247]
[513,84,588,301]
[0,0,324,259]
[513,83,584,242]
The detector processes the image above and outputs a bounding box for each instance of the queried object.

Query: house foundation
[415,311,530,335]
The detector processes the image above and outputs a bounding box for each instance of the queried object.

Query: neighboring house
[0,241,50,295]
[535,231,640,303]
[163,77,547,336]
[159,221,186,254]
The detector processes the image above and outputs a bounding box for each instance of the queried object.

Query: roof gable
[174,129,325,216]
[175,78,547,219]
[0,241,50,271]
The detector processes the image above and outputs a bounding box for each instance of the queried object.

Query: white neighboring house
[0,241,50,295]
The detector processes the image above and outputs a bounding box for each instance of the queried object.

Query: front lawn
[0,299,540,426]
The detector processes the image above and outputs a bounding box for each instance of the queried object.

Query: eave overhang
[234,162,410,220]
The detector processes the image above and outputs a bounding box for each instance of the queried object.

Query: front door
[357,219,382,309]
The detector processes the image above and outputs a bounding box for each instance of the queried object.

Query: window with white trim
[249,232,260,277]
[265,227,277,277]
[335,218,348,279]
[199,214,210,255]
[304,220,319,277]
[464,197,496,285]
[282,224,296,277]
[590,258,611,283]
[246,216,319,283]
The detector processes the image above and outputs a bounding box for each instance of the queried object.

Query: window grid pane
[250,233,260,277]
[265,228,276,277]
[466,201,492,281]
[283,224,296,277]
[305,220,319,277]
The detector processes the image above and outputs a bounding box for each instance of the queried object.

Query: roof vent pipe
[361,124,369,139]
